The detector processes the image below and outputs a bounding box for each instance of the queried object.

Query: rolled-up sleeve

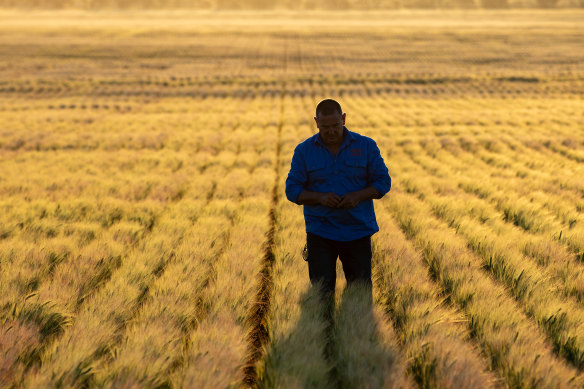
[367,140,391,199]
[285,145,307,204]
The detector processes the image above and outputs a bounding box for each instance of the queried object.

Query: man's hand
[318,192,342,208]
[297,190,341,207]
[338,187,381,209]
[337,191,362,209]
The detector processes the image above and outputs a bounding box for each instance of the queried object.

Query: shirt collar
[314,126,355,148]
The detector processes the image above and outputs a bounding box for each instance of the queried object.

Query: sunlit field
[1,9,583,388]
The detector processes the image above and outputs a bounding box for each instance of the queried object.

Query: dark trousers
[306,232,372,295]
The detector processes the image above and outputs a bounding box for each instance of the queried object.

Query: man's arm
[366,139,391,198]
[285,145,308,204]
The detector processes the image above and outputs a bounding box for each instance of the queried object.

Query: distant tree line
[0,0,582,8]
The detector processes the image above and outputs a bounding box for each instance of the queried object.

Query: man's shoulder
[347,130,377,147]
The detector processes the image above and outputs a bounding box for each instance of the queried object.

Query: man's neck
[318,127,346,156]
[327,144,340,156]
[324,137,343,156]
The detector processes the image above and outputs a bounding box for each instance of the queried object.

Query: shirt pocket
[344,157,367,181]
[307,161,327,184]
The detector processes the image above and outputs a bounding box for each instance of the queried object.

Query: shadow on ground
[260,281,406,388]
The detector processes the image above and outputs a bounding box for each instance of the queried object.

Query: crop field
[0,9,583,389]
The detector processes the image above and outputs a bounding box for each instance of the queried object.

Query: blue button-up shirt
[285,127,391,241]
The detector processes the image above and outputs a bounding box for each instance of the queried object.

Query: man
[285,99,391,296]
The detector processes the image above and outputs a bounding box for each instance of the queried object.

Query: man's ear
[342,112,346,124]
[314,116,318,126]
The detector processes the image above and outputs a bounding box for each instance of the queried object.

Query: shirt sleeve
[285,144,307,204]
[367,139,391,199]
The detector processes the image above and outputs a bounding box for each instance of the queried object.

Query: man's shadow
[259,284,336,389]
[332,281,404,388]
[261,279,403,388]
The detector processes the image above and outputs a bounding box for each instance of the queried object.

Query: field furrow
[243,91,284,387]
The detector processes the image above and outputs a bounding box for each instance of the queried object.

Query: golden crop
[0,9,583,389]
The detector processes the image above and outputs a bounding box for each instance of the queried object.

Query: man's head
[314,99,346,147]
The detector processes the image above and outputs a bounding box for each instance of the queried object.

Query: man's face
[314,112,346,147]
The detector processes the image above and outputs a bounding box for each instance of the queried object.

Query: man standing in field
[285,99,391,296]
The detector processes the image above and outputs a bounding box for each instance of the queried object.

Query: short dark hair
[316,99,342,118]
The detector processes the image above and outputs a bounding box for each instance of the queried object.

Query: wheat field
[0,9,583,389]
